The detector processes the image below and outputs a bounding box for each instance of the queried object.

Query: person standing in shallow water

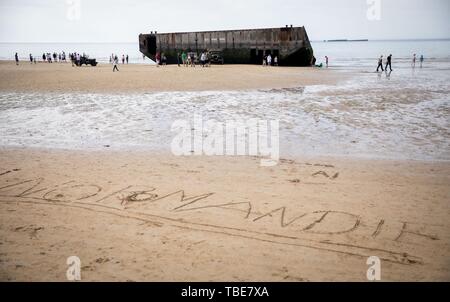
[385,54,393,72]
[420,55,424,68]
[412,54,416,68]
[376,55,384,72]
[15,53,19,65]
[325,56,329,68]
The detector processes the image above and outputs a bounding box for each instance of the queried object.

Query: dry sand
[0,60,343,93]
[0,147,449,281]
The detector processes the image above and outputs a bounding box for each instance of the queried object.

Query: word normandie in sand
[0,169,443,267]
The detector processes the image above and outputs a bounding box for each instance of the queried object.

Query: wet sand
[0,61,343,93]
[0,147,449,281]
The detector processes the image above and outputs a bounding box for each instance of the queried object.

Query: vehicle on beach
[208,51,224,65]
[76,56,98,67]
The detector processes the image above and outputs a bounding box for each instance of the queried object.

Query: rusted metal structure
[139,26,314,66]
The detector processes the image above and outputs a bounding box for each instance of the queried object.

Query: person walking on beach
[274,56,278,66]
[325,56,329,68]
[267,54,272,66]
[420,55,424,68]
[376,55,384,72]
[15,53,19,65]
[122,55,125,64]
[412,54,416,68]
[262,55,267,66]
[177,52,181,67]
[113,55,119,72]
[29,54,33,64]
[385,54,393,72]
[126,54,129,64]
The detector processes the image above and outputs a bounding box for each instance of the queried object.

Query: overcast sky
[0,0,449,43]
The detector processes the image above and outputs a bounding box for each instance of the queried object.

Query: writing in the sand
[0,173,441,241]
[0,171,442,265]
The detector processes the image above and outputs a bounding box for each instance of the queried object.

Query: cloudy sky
[0,0,449,42]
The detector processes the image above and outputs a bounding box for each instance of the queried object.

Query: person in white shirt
[200,52,207,67]
[267,54,272,66]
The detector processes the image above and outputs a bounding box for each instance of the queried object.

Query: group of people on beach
[14,51,92,67]
[109,54,129,65]
[15,52,67,65]
[40,52,67,63]
[154,52,168,66]
[109,54,129,72]
[155,51,212,68]
[376,53,424,72]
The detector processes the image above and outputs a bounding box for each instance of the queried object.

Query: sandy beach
[0,61,342,93]
[0,147,449,281]
[0,57,449,282]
